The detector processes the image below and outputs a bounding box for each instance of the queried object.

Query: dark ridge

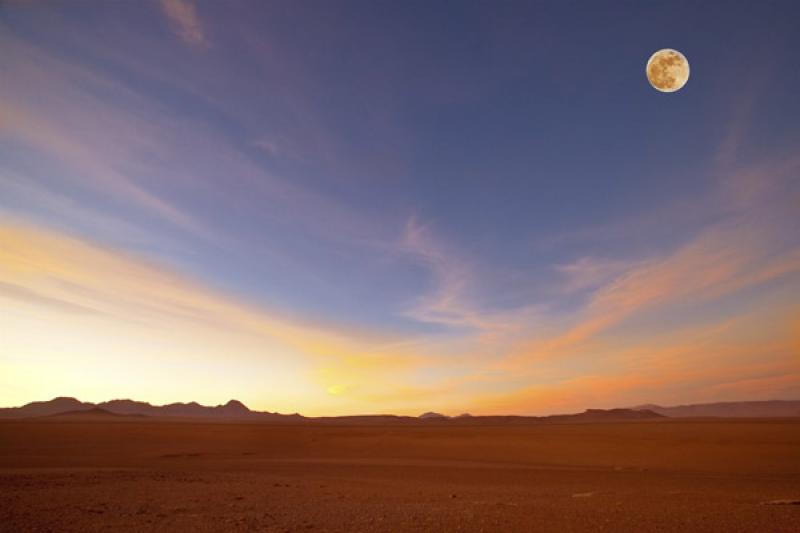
[44,407,145,418]
[1,397,797,422]
[0,397,295,420]
[631,400,800,418]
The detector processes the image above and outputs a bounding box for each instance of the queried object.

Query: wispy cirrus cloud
[504,147,800,365]
[0,281,101,316]
[555,256,641,293]
[399,215,543,337]
[400,215,476,329]
[0,101,207,236]
[0,29,399,256]
[158,0,207,47]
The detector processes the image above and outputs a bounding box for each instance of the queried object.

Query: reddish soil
[1,417,798,532]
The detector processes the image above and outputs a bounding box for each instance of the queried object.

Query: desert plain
[1,416,799,532]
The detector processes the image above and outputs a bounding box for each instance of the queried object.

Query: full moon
[646,49,690,92]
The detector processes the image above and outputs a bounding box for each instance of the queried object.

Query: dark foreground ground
[1,417,798,532]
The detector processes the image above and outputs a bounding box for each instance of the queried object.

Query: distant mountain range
[0,397,301,421]
[0,397,796,422]
[632,400,800,418]
[0,397,665,423]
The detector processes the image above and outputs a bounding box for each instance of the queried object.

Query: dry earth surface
[1,417,799,532]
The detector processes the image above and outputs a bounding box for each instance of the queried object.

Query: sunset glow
[1,2,798,416]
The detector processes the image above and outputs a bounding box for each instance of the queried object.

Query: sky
[1,0,798,416]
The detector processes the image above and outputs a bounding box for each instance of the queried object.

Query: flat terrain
[1,418,799,532]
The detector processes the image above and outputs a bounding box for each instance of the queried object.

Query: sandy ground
[1,418,798,532]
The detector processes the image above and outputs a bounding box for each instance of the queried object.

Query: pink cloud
[159,0,207,47]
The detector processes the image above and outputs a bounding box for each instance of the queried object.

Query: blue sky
[1,1,798,414]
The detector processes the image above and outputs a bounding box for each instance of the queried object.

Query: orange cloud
[473,307,799,415]
[503,185,800,370]
[705,373,800,398]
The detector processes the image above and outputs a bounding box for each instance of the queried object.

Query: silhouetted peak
[631,404,662,410]
[44,397,89,409]
[419,411,447,419]
[103,399,151,406]
[51,396,82,404]
[219,399,250,413]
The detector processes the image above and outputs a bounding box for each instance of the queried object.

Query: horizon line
[2,395,799,419]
